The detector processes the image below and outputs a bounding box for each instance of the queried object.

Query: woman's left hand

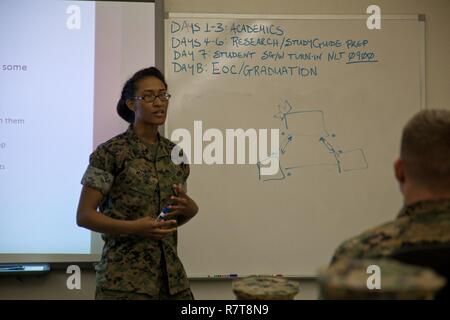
[165,184,199,224]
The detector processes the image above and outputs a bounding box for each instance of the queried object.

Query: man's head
[394,109,450,203]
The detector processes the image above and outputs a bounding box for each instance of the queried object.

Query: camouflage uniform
[81,125,193,300]
[331,199,450,265]
[319,258,446,299]
[232,276,300,300]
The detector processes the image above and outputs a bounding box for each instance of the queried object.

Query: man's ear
[126,99,135,112]
[394,158,406,184]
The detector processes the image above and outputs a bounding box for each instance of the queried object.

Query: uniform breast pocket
[115,159,158,218]
[165,159,188,186]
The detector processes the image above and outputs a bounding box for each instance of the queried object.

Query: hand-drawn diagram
[257,100,368,181]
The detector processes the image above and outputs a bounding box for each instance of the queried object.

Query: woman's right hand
[130,217,177,240]
[77,186,177,239]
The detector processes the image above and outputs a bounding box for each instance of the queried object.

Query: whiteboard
[165,14,425,277]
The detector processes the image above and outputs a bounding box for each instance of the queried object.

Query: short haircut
[400,109,450,190]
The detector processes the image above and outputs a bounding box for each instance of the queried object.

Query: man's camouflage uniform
[81,125,193,300]
[330,199,450,265]
[320,258,446,299]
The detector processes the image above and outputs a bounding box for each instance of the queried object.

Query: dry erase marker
[156,207,170,221]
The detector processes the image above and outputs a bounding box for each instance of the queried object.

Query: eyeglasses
[133,92,171,103]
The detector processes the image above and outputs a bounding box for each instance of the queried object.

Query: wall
[1,0,449,300]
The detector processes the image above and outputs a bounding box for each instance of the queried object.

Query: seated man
[320,258,446,299]
[330,109,450,265]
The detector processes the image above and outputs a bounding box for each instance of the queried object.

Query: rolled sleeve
[81,146,116,196]
[81,165,114,196]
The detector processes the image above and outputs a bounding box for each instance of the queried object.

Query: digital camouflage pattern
[319,258,446,299]
[330,200,450,265]
[95,283,194,300]
[81,125,191,298]
[232,276,300,300]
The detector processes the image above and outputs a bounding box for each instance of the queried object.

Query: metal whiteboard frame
[164,13,426,278]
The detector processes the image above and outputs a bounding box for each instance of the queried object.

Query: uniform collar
[124,124,172,160]
[397,199,450,219]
